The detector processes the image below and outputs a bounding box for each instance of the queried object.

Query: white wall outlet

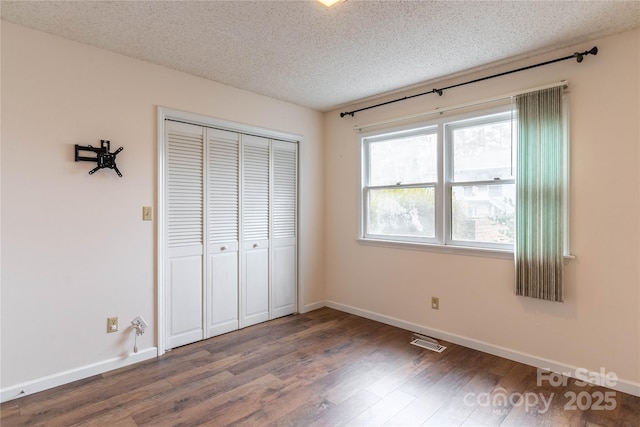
[431,297,440,310]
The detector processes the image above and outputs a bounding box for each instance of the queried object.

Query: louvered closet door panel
[240,135,270,328]
[208,128,240,247]
[271,141,298,319]
[165,120,204,349]
[242,136,270,243]
[206,128,240,337]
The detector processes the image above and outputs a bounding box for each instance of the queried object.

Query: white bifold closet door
[206,128,240,337]
[165,121,205,349]
[164,119,297,350]
[240,135,270,327]
[270,141,297,319]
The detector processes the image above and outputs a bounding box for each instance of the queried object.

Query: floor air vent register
[410,333,446,353]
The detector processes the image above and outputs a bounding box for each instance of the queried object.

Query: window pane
[368,187,435,238]
[451,184,515,244]
[369,133,437,186]
[451,117,513,182]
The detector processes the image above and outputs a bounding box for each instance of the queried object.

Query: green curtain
[515,86,564,302]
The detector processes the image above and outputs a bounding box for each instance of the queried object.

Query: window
[363,128,438,241]
[446,112,515,249]
[360,106,519,252]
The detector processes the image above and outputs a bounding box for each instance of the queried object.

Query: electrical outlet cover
[107,317,118,333]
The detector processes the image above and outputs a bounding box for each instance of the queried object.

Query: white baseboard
[323,300,640,398]
[301,300,326,313]
[1,347,158,403]
[4,303,639,402]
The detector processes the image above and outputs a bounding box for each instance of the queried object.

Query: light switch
[142,206,153,221]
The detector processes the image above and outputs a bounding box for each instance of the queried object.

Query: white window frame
[361,125,439,245]
[358,104,530,259]
[444,110,516,251]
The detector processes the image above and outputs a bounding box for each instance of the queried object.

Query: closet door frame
[157,107,302,355]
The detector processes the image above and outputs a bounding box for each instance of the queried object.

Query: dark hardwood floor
[2,308,639,426]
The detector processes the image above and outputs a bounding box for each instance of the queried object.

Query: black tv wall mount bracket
[74,140,123,177]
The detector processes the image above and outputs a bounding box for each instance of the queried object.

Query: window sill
[356,238,576,261]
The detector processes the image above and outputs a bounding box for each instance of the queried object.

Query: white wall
[324,29,639,389]
[0,21,325,396]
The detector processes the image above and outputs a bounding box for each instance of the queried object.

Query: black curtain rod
[340,46,598,118]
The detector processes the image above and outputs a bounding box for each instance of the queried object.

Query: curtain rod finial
[574,46,599,63]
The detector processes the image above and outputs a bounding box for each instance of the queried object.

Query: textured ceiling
[2,1,639,111]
